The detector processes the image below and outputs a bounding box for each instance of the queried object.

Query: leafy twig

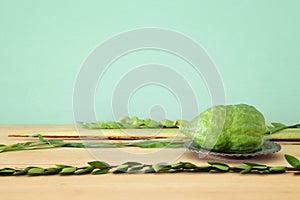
[78,116,181,129]
[267,122,300,134]
[0,135,187,154]
[0,154,299,176]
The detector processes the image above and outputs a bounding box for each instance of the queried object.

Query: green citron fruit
[180,104,269,153]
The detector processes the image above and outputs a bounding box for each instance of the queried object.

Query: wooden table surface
[0,126,299,200]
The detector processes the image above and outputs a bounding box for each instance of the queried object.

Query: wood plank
[0,126,299,200]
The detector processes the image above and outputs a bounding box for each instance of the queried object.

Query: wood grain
[0,126,299,200]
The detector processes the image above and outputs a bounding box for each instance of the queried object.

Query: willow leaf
[152,162,170,172]
[208,162,230,172]
[212,165,229,172]
[269,166,286,173]
[271,122,286,127]
[128,165,145,173]
[28,167,45,176]
[75,166,94,175]
[88,161,110,168]
[112,164,129,173]
[44,167,61,175]
[14,168,30,176]
[244,162,266,167]
[0,168,15,176]
[160,119,175,128]
[56,164,73,169]
[122,162,143,166]
[144,167,155,173]
[285,154,300,169]
[92,168,110,175]
[193,165,212,172]
[240,165,252,174]
[60,167,77,175]
[170,162,185,169]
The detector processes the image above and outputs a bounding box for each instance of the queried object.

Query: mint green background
[1,0,299,124]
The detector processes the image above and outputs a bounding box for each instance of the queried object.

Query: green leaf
[232,165,247,172]
[131,116,144,126]
[257,170,268,174]
[0,168,15,176]
[28,167,45,176]
[105,122,120,129]
[27,141,48,147]
[1,144,28,152]
[144,167,155,173]
[171,162,185,169]
[119,116,143,128]
[285,154,300,169]
[97,121,108,129]
[269,126,288,134]
[128,165,145,173]
[267,125,275,133]
[112,164,129,173]
[271,122,286,127]
[123,140,169,148]
[60,167,77,175]
[243,162,266,167]
[213,165,230,172]
[73,138,184,149]
[59,142,85,148]
[169,168,185,173]
[37,134,47,142]
[121,123,140,129]
[121,162,145,173]
[55,164,73,169]
[268,123,300,134]
[233,165,248,171]
[252,165,268,170]
[44,167,61,175]
[152,162,171,172]
[138,141,168,148]
[88,161,110,168]
[29,133,47,142]
[193,165,212,172]
[269,166,286,173]
[208,162,230,172]
[243,162,268,172]
[208,161,229,167]
[160,119,175,128]
[86,122,100,129]
[183,162,198,169]
[92,168,110,175]
[144,118,160,128]
[75,166,94,175]
[47,140,66,147]
[84,143,117,148]
[13,168,30,176]
[122,162,143,166]
[119,116,131,124]
[7,143,24,148]
[240,165,252,174]
[171,161,199,169]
